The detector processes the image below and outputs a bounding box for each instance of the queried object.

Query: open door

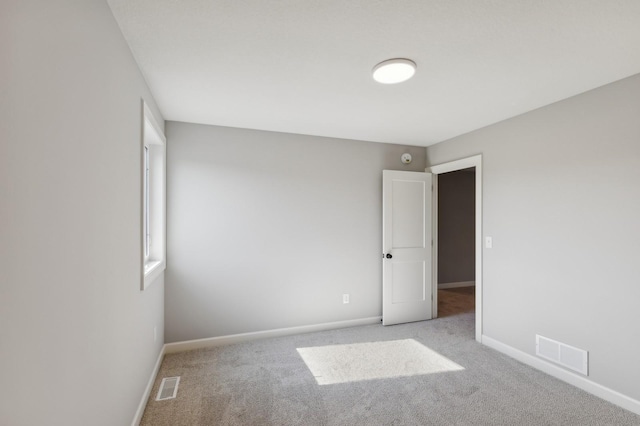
[382,170,432,326]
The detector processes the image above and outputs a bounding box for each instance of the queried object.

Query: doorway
[429,155,483,342]
[436,168,476,319]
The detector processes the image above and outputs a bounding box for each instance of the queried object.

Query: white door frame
[428,155,483,342]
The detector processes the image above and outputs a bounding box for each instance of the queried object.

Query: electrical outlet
[343,294,350,304]
[485,237,493,248]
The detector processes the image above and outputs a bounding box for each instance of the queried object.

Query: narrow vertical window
[142,101,166,290]
[143,145,150,261]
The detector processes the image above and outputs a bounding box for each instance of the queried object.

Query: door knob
[386,253,393,259]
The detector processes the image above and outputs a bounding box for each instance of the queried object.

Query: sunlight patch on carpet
[296,339,464,385]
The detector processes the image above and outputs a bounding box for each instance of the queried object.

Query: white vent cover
[156,376,180,401]
[536,335,588,376]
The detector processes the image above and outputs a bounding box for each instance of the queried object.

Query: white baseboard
[131,347,165,426]
[482,335,640,416]
[438,281,475,289]
[164,316,382,354]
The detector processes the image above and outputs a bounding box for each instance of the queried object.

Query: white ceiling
[108,0,640,147]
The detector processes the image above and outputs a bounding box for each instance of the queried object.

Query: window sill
[143,259,165,290]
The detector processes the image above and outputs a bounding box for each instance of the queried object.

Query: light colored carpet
[142,297,640,425]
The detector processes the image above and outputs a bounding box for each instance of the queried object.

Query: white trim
[482,335,640,416]
[438,280,475,289]
[144,260,165,286]
[131,347,165,426]
[141,100,166,291]
[431,173,438,318]
[429,155,481,173]
[427,154,483,342]
[164,317,382,354]
[142,102,165,145]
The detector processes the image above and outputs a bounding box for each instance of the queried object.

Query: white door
[382,170,432,326]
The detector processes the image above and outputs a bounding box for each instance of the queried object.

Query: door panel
[383,170,432,326]
[391,261,426,303]
[392,180,426,248]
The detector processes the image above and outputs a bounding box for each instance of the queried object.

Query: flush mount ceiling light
[372,58,416,84]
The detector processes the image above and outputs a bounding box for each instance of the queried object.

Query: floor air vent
[536,335,588,376]
[156,376,180,401]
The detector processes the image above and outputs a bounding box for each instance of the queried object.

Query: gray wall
[426,73,640,401]
[165,122,426,343]
[437,169,475,285]
[1,1,164,424]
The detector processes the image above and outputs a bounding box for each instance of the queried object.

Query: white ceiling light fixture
[372,58,417,84]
